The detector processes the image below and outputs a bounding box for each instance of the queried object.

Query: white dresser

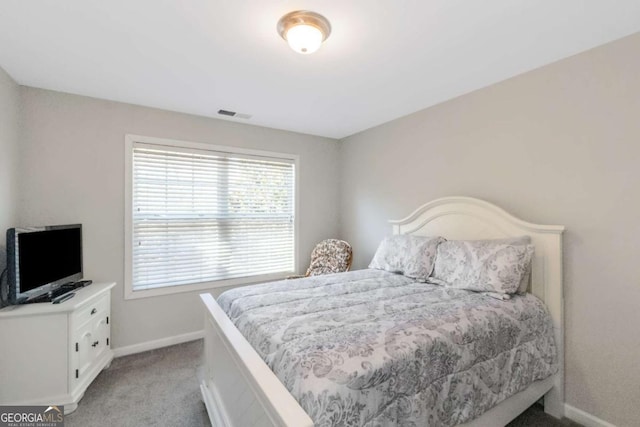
[0,282,115,413]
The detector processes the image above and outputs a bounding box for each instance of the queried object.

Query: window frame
[124,134,300,300]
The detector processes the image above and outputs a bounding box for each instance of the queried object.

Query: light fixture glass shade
[277,11,331,55]
[286,24,324,54]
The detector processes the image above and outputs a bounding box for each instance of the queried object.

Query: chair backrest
[305,239,353,277]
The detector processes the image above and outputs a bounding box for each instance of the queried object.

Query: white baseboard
[112,330,204,357]
[565,404,617,427]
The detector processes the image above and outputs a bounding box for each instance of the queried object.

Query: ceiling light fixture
[277,10,331,54]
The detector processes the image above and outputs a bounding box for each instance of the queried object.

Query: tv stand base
[0,282,115,413]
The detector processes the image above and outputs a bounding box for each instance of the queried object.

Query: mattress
[217,269,557,427]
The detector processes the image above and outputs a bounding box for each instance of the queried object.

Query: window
[124,135,297,299]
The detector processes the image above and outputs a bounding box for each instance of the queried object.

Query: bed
[199,197,565,426]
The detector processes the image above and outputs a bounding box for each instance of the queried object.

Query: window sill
[124,272,294,300]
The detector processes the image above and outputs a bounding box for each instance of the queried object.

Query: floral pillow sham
[468,236,533,294]
[500,236,533,294]
[369,235,444,281]
[430,238,534,295]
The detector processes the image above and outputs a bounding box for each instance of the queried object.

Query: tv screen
[7,224,83,303]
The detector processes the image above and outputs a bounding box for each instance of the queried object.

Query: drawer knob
[92,340,99,347]
[90,308,97,315]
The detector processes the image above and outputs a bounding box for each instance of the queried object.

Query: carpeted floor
[66,340,580,427]
[66,340,209,427]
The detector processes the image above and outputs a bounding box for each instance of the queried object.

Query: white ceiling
[1,1,639,139]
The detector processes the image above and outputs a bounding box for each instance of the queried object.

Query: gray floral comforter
[217,269,557,427]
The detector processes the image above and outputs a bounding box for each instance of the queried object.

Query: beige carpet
[66,340,580,427]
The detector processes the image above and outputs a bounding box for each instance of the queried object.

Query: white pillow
[369,235,444,281]
[483,236,532,294]
[431,238,534,295]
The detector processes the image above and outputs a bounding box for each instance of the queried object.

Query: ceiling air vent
[217,109,252,120]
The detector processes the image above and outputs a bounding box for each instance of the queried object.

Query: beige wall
[18,88,340,348]
[339,32,640,425]
[0,67,19,278]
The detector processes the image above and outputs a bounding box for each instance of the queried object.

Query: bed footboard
[200,293,313,427]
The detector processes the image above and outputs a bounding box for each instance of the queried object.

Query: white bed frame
[200,196,565,427]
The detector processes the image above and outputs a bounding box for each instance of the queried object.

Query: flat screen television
[6,224,83,304]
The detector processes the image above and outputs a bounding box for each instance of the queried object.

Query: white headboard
[389,196,566,415]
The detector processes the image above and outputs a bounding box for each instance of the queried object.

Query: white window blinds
[131,143,295,291]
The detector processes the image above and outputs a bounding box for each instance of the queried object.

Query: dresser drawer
[72,294,109,328]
